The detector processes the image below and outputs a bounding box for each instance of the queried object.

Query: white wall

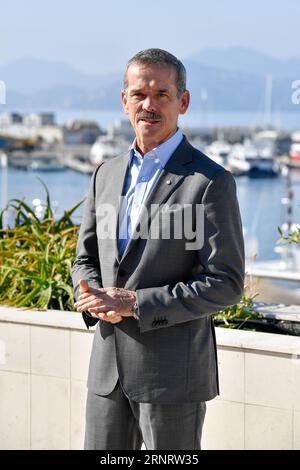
[0,306,300,450]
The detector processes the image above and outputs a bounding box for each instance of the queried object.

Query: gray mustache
[137,111,161,121]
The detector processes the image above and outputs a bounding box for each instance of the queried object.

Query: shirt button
[141,177,146,182]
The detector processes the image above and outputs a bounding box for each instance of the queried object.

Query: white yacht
[290,142,300,161]
[228,139,279,177]
[189,136,206,153]
[204,139,231,166]
[90,135,129,165]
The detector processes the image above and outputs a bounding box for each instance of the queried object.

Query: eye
[158,91,167,97]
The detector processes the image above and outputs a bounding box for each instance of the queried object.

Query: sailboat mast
[263,74,273,128]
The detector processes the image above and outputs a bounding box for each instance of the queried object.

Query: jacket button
[118,268,127,277]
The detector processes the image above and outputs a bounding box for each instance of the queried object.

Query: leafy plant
[0,178,84,311]
[277,225,300,246]
[214,290,263,330]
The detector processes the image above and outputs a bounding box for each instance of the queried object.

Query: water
[0,168,91,226]
[237,173,300,260]
[2,166,300,262]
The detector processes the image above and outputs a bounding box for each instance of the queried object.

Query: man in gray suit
[71,48,245,450]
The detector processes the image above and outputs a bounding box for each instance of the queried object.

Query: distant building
[0,112,23,126]
[37,125,64,144]
[107,119,135,141]
[63,119,104,145]
[23,113,55,127]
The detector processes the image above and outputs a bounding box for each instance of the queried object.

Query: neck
[135,129,177,156]
[135,142,156,156]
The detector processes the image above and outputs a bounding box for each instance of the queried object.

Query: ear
[121,90,129,114]
[179,89,190,115]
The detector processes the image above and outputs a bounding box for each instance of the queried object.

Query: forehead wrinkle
[128,78,173,94]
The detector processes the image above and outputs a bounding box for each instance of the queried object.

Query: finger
[96,312,117,320]
[74,296,96,310]
[79,279,89,293]
[105,311,123,323]
[106,310,118,317]
[87,311,102,319]
[78,291,108,303]
[77,299,105,311]
[88,305,112,313]
[77,292,93,300]
[102,314,123,324]
[77,292,108,305]
[94,308,123,321]
[78,280,105,297]
[76,296,107,309]
[109,317,123,324]
[75,293,95,305]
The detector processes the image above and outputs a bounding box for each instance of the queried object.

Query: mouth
[139,118,161,125]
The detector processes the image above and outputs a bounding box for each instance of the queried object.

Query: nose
[142,95,157,112]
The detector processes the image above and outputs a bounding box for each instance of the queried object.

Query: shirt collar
[129,127,183,169]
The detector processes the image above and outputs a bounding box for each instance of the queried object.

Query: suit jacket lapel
[108,152,130,264]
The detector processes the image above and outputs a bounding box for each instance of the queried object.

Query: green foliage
[0,179,84,311]
[214,291,263,330]
[277,225,300,246]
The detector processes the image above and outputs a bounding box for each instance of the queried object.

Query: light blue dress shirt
[118,128,183,257]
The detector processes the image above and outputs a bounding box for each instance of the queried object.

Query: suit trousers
[84,379,206,450]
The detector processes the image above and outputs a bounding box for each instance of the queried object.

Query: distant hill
[0,48,299,112]
[0,57,117,94]
[187,46,300,80]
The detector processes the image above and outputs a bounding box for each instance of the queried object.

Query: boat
[9,153,65,171]
[290,142,300,162]
[189,136,206,153]
[286,131,300,169]
[29,157,65,171]
[204,139,231,166]
[90,135,129,165]
[228,139,279,177]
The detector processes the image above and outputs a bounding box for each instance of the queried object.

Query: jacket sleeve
[71,164,104,329]
[135,170,245,333]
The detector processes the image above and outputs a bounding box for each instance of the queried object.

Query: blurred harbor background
[2,109,300,307]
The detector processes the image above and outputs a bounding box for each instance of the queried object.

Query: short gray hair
[123,48,187,98]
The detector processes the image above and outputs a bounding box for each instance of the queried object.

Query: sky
[1,0,300,74]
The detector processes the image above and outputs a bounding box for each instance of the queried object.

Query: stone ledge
[0,305,93,332]
[1,304,300,355]
[216,327,300,356]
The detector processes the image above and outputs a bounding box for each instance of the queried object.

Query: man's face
[122,62,190,149]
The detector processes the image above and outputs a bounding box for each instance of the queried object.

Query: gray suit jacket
[71,136,245,403]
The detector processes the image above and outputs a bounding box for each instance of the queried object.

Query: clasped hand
[74,279,136,324]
